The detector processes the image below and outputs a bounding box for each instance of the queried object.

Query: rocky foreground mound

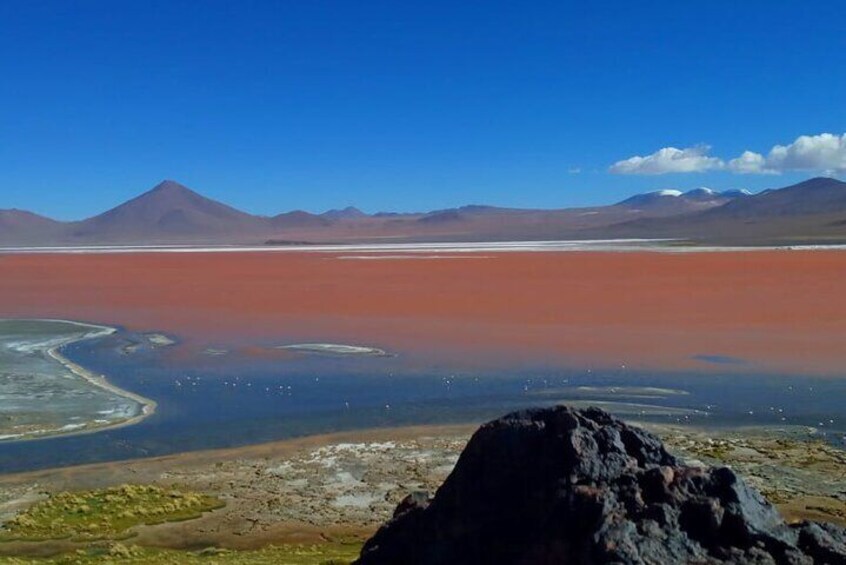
[355,406,846,564]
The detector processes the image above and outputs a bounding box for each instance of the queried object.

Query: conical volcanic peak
[120,180,227,211]
[150,179,191,192]
[70,180,266,242]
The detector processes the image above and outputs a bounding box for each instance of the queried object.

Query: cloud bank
[730,133,846,175]
[609,145,722,175]
[610,133,846,175]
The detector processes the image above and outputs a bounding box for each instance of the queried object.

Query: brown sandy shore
[0,422,843,557]
[0,425,475,555]
[0,250,845,374]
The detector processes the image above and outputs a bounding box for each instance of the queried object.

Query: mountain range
[2,178,846,246]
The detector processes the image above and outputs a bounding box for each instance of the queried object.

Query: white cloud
[728,133,846,174]
[609,145,724,175]
[765,133,846,173]
[611,133,846,176]
[727,150,776,174]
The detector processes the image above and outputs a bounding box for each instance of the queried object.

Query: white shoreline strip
[2,239,846,255]
[336,254,494,260]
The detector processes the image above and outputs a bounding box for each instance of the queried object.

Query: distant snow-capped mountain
[616,186,745,209]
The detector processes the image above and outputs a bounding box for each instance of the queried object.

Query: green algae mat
[0,485,223,543]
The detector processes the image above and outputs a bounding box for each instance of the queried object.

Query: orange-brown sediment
[1,251,844,375]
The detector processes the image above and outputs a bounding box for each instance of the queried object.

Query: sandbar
[0,319,156,441]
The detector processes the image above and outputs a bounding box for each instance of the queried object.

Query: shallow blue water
[1,331,845,473]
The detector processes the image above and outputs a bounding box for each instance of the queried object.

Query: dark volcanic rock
[355,406,846,565]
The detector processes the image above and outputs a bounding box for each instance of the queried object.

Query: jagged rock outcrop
[355,406,846,565]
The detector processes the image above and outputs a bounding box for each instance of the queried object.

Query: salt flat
[0,320,153,441]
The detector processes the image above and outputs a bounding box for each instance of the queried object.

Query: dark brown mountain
[2,177,845,247]
[701,177,846,218]
[397,193,735,241]
[599,177,846,244]
[615,187,740,212]
[414,191,735,232]
[417,205,526,224]
[0,209,63,245]
[66,180,268,243]
[321,206,368,221]
[417,209,466,224]
[271,210,330,229]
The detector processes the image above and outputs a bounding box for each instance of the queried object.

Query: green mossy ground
[0,485,361,564]
[0,485,223,542]
[0,542,360,564]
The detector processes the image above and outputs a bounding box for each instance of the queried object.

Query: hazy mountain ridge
[1,177,845,246]
[321,206,368,220]
[598,177,846,243]
[0,209,62,229]
[0,209,64,244]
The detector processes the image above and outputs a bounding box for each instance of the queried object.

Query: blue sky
[1,1,845,219]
